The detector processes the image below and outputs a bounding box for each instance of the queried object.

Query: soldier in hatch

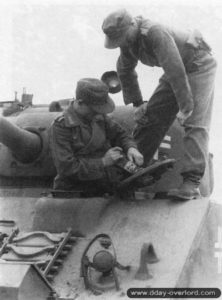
[50,78,144,196]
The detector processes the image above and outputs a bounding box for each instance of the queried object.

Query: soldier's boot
[168,179,201,201]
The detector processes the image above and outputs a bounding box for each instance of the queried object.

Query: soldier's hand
[133,98,143,107]
[127,147,144,166]
[102,147,123,167]
[177,110,193,126]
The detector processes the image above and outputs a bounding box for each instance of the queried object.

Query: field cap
[102,9,133,49]
[76,78,115,114]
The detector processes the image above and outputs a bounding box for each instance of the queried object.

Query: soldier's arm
[104,116,138,154]
[148,25,194,115]
[117,49,143,106]
[50,120,106,181]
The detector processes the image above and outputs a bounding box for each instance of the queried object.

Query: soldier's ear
[76,99,84,105]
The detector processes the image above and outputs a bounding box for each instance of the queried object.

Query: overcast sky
[0,0,222,103]
[0,0,222,200]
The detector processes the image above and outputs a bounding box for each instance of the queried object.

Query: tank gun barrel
[0,117,42,163]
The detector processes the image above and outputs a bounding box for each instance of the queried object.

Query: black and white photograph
[0,0,222,299]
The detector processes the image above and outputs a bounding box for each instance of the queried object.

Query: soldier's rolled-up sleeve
[50,121,106,181]
[117,49,143,105]
[105,116,138,152]
[148,25,194,114]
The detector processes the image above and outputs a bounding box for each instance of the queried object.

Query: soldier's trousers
[133,51,217,183]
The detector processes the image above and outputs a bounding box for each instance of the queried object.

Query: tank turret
[0,104,213,196]
[0,117,42,163]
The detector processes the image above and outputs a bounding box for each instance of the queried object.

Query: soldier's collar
[63,100,81,127]
[135,16,154,36]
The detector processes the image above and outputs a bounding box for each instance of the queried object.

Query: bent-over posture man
[50,78,143,196]
[102,9,217,200]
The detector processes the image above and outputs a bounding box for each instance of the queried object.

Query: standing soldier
[102,9,217,200]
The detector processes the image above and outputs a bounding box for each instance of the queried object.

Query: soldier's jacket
[117,16,212,113]
[50,101,137,189]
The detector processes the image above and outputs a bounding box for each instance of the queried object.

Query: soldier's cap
[102,9,133,49]
[76,78,115,114]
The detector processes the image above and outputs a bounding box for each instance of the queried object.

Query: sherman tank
[0,75,221,300]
